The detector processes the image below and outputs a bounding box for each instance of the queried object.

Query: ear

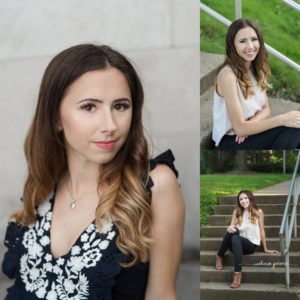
[56,120,63,132]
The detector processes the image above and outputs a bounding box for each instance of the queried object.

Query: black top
[2,150,178,300]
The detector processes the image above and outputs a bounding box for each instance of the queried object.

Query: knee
[231,235,241,244]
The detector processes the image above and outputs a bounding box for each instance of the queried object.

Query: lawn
[200,0,300,102]
[200,173,291,225]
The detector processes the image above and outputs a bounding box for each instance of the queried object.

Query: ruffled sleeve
[147,149,178,191]
[2,221,26,279]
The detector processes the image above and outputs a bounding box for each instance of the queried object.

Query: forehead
[239,193,249,199]
[64,67,131,100]
[235,26,258,40]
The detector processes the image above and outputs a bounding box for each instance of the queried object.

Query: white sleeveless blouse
[212,66,266,146]
[236,209,261,246]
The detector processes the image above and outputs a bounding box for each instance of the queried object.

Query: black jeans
[217,229,257,272]
[218,127,300,150]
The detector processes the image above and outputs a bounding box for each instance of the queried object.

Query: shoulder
[257,208,264,217]
[218,68,237,84]
[149,162,184,221]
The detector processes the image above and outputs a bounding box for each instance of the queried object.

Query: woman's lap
[218,127,300,150]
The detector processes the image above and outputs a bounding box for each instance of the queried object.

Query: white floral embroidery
[71,245,81,256]
[40,236,50,246]
[20,195,116,300]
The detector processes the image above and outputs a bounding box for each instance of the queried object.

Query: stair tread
[201,282,300,291]
[201,250,300,256]
[200,237,300,241]
[200,265,300,273]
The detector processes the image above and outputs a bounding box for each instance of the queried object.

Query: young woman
[215,190,277,289]
[2,44,185,300]
[212,18,300,149]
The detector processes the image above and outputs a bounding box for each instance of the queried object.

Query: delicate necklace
[66,178,98,209]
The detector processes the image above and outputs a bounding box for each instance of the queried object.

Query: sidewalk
[254,179,295,195]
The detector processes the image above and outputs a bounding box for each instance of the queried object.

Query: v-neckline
[48,192,96,260]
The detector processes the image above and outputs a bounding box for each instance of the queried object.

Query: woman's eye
[114,103,130,111]
[80,103,96,112]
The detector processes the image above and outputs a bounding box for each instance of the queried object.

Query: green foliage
[200,0,300,102]
[200,174,291,225]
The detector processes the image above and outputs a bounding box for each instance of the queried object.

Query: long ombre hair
[235,190,259,225]
[221,19,270,99]
[12,44,152,266]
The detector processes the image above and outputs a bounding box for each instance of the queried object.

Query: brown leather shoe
[230,272,242,288]
[215,255,223,270]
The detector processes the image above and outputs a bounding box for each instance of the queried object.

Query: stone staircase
[200,194,300,300]
[200,52,300,149]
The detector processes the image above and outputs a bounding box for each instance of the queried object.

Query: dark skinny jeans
[217,229,257,272]
[218,126,300,150]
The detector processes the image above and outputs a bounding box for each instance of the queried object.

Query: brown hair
[235,190,259,224]
[12,44,152,266]
[221,18,270,98]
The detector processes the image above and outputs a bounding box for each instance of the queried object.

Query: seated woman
[212,18,300,149]
[215,190,277,288]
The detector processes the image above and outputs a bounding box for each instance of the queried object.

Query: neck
[64,153,101,197]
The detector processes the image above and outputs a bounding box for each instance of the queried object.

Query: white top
[212,66,266,146]
[236,209,261,246]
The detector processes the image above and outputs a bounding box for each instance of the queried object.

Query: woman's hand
[264,249,278,254]
[226,225,236,233]
[235,135,247,144]
[282,111,300,128]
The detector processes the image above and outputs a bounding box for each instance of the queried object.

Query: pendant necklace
[66,178,98,209]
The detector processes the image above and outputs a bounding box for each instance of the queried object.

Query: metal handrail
[283,0,300,12]
[279,151,300,288]
[199,2,300,73]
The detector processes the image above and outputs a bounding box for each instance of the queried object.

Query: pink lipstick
[93,140,116,150]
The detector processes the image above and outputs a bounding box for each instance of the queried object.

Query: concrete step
[200,266,300,285]
[218,195,290,205]
[200,85,214,149]
[207,214,300,226]
[200,251,300,267]
[200,225,297,238]
[200,52,224,95]
[214,204,290,215]
[200,282,300,300]
[200,237,300,252]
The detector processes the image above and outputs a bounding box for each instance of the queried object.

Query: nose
[99,108,117,133]
[247,40,254,49]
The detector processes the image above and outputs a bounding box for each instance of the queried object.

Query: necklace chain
[66,177,98,209]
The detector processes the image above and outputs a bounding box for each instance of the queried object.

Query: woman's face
[59,67,132,166]
[238,193,250,209]
[234,26,260,64]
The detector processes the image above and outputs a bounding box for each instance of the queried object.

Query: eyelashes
[79,102,131,112]
[80,103,96,112]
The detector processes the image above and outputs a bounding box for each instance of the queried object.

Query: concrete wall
[0,0,199,262]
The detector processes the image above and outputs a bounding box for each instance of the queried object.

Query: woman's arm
[145,164,185,300]
[218,70,300,137]
[257,209,277,253]
[248,93,271,122]
[227,209,237,233]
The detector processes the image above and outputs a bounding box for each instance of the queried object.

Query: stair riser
[200,254,300,267]
[219,196,290,205]
[200,289,300,300]
[214,205,291,215]
[208,215,300,226]
[200,269,300,285]
[200,227,298,237]
[200,239,300,252]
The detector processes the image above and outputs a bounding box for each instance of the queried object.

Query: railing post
[235,0,242,19]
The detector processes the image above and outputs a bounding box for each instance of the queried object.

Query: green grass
[200,173,291,225]
[200,0,300,102]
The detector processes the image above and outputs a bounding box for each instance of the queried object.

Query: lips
[93,140,117,150]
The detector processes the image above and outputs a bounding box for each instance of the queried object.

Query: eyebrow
[77,98,132,104]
